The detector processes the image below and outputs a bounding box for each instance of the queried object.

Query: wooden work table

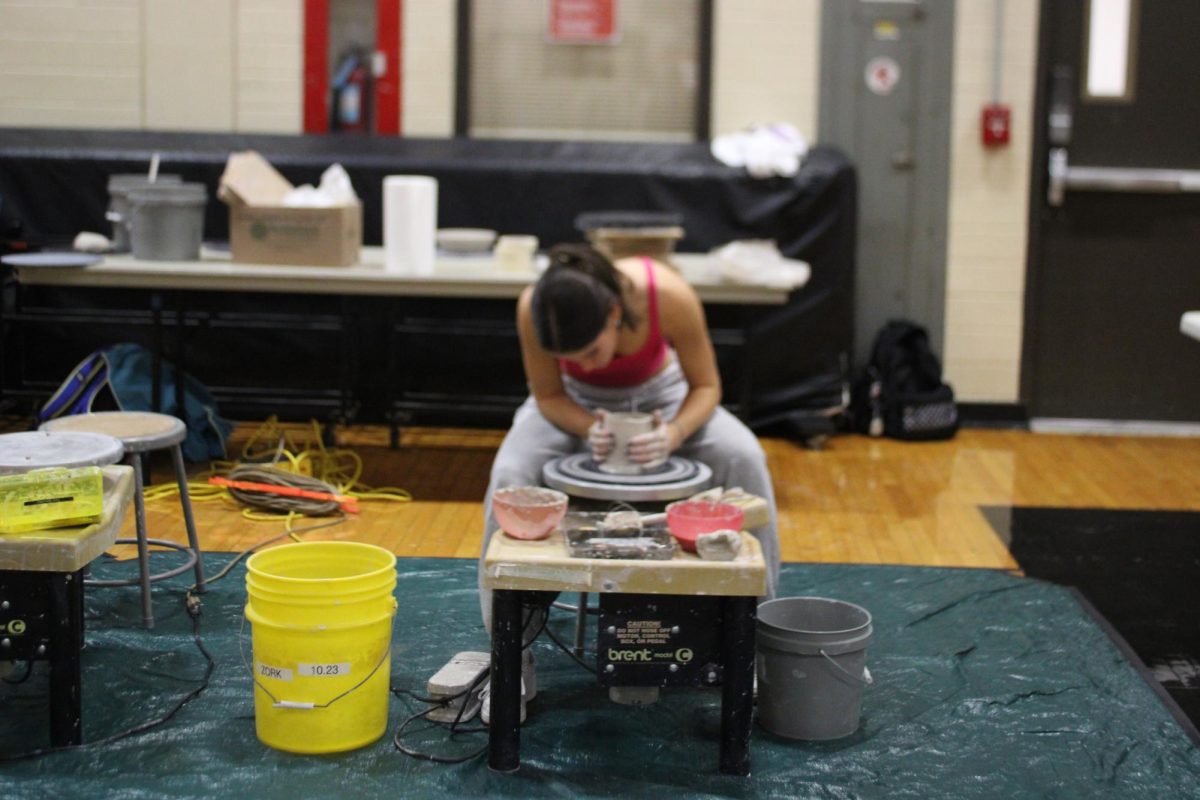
[482,525,765,776]
[483,529,766,596]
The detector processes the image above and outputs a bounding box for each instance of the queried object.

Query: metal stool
[40,412,206,628]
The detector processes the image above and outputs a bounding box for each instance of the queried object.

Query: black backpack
[851,320,959,441]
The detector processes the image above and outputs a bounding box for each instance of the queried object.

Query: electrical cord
[143,416,412,520]
[0,592,214,763]
[542,619,598,675]
[390,607,549,764]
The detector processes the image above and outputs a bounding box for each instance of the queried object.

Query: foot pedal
[425,651,489,724]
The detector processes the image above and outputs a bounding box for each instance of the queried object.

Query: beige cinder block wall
[943,0,1038,403]
[0,0,1036,404]
[0,0,300,132]
[710,0,821,143]
[401,0,823,143]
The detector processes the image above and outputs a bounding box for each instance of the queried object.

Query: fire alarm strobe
[982,103,1011,146]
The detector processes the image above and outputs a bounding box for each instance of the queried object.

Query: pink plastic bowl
[493,486,568,540]
[666,500,744,553]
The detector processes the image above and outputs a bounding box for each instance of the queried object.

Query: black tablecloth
[0,129,856,431]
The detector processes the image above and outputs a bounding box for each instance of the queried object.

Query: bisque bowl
[494,486,568,540]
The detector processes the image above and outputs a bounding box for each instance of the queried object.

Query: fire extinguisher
[331,50,371,133]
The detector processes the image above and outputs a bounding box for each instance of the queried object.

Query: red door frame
[304,0,402,134]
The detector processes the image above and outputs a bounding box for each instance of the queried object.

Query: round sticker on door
[864,56,901,95]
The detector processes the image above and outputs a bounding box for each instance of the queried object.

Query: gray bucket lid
[126,181,208,207]
[107,174,182,193]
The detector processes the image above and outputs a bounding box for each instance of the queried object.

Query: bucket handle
[819,649,874,687]
[239,616,391,710]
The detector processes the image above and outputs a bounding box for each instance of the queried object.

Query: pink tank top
[561,258,669,387]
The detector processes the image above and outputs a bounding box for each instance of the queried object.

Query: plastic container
[756,596,873,740]
[666,500,744,552]
[244,541,397,754]
[493,486,568,540]
[493,234,539,272]
[107,173,181,251]
[126,181,207,261]
[575,210,685,263]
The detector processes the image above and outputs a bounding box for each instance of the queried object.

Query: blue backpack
[38,343,232,462]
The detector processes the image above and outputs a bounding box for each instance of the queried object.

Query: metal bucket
[126,182,207,261]
[756,596,873,740]
[106,174,181,251]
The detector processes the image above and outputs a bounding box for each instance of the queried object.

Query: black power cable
[390,605,551,764]
[0,594,214,763]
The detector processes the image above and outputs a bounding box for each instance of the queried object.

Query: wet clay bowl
[494,486,569,540]
[666,500,744,553]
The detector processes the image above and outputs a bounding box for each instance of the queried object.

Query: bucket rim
[757,596,873,636]
[246,541,397,584]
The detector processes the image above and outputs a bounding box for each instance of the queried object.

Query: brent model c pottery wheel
[542,453,712,502]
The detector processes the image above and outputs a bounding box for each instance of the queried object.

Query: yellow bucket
[244,541,397,754]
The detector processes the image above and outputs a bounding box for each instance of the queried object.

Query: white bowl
[436,228,497,254]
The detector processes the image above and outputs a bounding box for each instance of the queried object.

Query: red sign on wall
[548,0,619,44]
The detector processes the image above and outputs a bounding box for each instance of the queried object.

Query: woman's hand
[627,410,681,470]
[587,409,614,462]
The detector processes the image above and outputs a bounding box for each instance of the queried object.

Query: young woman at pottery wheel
[479,243,780,626]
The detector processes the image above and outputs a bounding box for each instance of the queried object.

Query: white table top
[1181,311,1200,342]
[12,247,793,306]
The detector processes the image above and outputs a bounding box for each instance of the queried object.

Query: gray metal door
[820,0,954,368]
[1025,1,1200,421]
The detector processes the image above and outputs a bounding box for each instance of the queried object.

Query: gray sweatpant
[478,357,780,628]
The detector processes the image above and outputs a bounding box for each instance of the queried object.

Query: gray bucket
[756,596,873,740]
[106,174,181,251]
[126,182,207,261]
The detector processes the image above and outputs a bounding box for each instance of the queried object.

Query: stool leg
[171,444,206,591]
[573,592,589,657]
[129,454,154,630]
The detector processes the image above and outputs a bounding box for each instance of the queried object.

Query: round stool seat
[0,430,125,475]
[41,411,186,453]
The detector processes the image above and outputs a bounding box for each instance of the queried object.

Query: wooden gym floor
[115,423,1200,571]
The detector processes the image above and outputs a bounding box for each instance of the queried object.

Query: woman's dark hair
[530,244,639,353]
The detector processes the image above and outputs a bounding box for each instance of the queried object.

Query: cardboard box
[219,151,362,267]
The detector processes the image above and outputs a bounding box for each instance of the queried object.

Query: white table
[12,247,794,306]
[6,247,804,433]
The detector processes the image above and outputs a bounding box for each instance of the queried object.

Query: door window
[1083,0,1137,101]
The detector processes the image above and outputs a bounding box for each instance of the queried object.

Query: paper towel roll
[383,175,438,274]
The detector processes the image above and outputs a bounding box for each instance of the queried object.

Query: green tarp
[2,557,1197,798]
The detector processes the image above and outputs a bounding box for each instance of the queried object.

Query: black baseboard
[958,402,1028,429]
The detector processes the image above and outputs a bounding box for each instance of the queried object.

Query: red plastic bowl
[666,500,744,552]
[493,486,568,540]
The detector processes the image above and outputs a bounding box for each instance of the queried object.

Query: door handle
[1048,149,1200,206]
[891,151,915,170]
